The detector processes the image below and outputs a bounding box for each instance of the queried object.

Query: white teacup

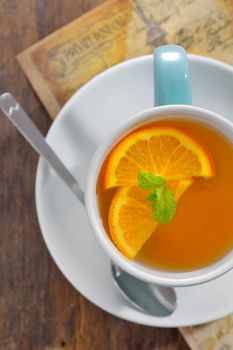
[83,45,233,287]
[86,104,233,287]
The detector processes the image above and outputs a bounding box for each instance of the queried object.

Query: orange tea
[97,118,233,271]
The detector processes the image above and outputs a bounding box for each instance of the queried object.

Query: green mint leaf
[152,187,176,224]
[138,171,165,190]
[137,170,176,224]
[147,188,163,202]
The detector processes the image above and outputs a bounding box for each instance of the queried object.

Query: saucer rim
[47,54,233,132]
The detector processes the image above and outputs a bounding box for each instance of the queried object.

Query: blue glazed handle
[153,45,192,106]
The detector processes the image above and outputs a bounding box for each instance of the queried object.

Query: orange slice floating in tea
[109,179,193,259]
[103,126,214,189]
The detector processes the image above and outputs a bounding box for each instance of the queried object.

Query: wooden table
[0,1,190,349]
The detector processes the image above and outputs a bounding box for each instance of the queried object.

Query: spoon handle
[0,92,84,203]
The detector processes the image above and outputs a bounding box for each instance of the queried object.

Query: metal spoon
[0,92,176,316]
[112,264,176,316]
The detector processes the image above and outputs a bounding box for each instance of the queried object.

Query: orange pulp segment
[108,179,193,259]
[103,126,214,189]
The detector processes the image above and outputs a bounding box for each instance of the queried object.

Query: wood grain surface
[0,1,190,349]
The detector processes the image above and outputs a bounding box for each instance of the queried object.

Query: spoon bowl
[111,263,176,316]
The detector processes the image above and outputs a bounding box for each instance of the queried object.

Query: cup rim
[85,104,233,286]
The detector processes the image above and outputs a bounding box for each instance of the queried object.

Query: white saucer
[36,54,233,327]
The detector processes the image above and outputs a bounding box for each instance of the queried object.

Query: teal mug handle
[153,45,192,106]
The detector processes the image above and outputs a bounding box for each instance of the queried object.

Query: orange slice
[103,126,214,189]
[109,179,193,259]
